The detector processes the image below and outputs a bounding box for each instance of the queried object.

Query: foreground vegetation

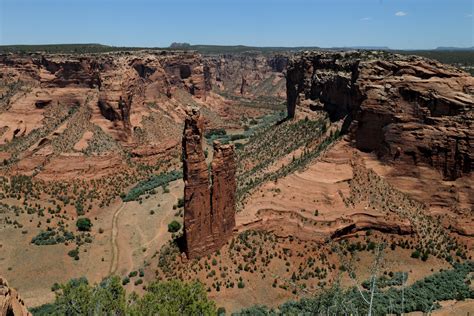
[31,278,217,315]
[236,261,474,315]
[30,261,473,315]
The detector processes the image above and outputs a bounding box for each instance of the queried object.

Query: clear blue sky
[1,0,473,49]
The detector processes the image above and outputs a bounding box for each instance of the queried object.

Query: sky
[0,0,473,49]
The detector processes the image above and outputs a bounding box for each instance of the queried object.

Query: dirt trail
[108,179,183,276]
[109,202,125,275]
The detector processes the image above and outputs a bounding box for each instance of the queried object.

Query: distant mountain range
[0,43,473,54]
[434,46,474,51]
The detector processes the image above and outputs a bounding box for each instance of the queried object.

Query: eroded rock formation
[0,50,287,179]
[205,53,288,98]
[182,108,236,258]
[286,51,473,180]
[211,141,237,245]
[182,108,213,257]
[0,277,31,316]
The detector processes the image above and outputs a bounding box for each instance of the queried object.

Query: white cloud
[466,14,473,18]
[395,11,407,17]
[360,17,372,21]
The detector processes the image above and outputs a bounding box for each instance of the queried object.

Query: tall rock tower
[182,108,236,259]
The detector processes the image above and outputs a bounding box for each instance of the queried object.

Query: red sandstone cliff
[211,141,237,246]
[182,109,236,258]
[0,51,286,179]
[286,51,473,180]
[182,108,214,258]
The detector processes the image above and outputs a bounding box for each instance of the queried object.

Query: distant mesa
[170,42,192,49]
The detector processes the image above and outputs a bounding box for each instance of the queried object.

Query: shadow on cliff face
[175,235,187,254]
[285,51,473,180]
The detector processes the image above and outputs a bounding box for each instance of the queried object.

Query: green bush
[205,128,227,139]
[168,220,181,233]
[134,278,143,286]
[122,170,182,202]
[411,249,421,259]
[76,218,92,231]
[67,249,79,258]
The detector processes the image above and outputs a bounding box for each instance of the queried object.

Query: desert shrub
[205,128,227,139]
[51,283,60,292]
[411,249,421,259]
[67,248,79,258]
[168,220,181,233]
[134,278,143,286]
[31,229,75,246]
[122,170,182,202]
[230,134,247,141]
[76,218,92,231]
[31,231,57,246]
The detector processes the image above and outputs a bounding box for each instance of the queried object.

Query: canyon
[286,51,473,180]
[0,51,286,179]
[0,48,472,313]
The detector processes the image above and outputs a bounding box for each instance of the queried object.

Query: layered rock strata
[205,53,288,98]
[286,51,473,180]
[182,108,236,258]
[211,141,237,244]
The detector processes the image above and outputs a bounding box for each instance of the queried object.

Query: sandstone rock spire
[211,141,237,247]
[182,108,236,259]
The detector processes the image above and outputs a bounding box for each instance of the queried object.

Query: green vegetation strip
[30,277,216,315]
[236,261,474,315]
[121,170,182,202]
[30,261,473,315]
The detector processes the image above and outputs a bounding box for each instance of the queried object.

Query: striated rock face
[0,50,287,179]
[211,141,237,247]
[286,51,474,180]
[205,53,288,98]
[182,108,213,257]
[0,277,31,316]
[182,109,236,258]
